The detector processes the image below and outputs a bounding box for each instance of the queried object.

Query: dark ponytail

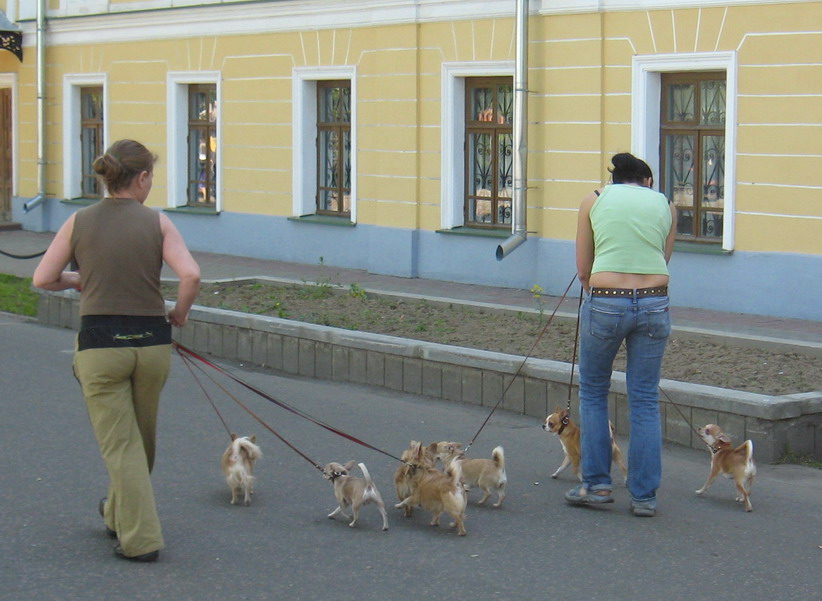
[609,152,652,185]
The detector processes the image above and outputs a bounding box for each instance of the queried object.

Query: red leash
[173,341,406,465]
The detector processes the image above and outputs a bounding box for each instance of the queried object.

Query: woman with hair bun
[565,152,677,517]
[34,139,201,561]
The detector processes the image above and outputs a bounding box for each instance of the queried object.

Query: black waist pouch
[78,315,171,351]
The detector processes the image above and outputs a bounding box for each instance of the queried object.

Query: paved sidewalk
[2,228,821,350]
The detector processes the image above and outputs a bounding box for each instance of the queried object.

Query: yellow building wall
[7,2,822,255]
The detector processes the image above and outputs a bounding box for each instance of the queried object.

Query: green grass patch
[0,274,39,317]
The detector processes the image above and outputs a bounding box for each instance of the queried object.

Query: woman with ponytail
[34,139,201,561]
[565,152,677,517]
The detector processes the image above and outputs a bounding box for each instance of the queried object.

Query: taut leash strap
[465,273,578,453]
[173,341,405,464]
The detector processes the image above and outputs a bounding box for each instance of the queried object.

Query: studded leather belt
[590,286,668,298]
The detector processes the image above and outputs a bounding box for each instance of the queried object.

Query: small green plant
[0,274,39,317]
[349,283,367,300]
[530,284,546,326]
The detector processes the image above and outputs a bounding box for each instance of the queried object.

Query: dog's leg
[375,500,389,531]
[551,455,571,479]
[612,444,629,485]
[349,500,362,528]
[493,485,506,508]
[477,488,492,505]
[429,512,442,527]
[695,464,721,496]
[328,506,343,519]
[734,478,753,512]
[451,513,466,536]
[230,486,239,505]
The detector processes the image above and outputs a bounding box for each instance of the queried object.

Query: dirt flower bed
[163,280,822,397]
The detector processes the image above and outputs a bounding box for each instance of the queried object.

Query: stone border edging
[36,289,822,462]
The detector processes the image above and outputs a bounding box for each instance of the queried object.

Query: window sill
[61,197,99,206]
[436,226,509,238]
[288,215,355,227]
[163,206,220,216]
[673,240,732,255]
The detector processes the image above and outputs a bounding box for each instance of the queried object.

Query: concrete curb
[36,289,822,462]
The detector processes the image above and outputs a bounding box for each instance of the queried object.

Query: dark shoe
[631,500,656,517]
[99,497,117,538]
[114,545,159,563]
[564,484,614,505]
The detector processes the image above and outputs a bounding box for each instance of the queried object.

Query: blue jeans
[578,293,671,505]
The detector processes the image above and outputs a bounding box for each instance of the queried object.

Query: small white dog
[221,434,263,506]
[323,461,389,530]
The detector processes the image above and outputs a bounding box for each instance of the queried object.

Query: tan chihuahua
[542,408,627,482]
[459,446,507,508]
[221,434,263,506]
[394,441,435,518]
[323,461,389,530]
[696,424,756,512]
[394,442,467,536]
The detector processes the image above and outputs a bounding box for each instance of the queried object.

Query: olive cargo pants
[74,344,170,557]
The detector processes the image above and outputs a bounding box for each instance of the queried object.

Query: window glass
[464,77,514,227]
[316,81,351,216]
[661,73,725,242]
[187,84,217,206]
[80,87,103,197]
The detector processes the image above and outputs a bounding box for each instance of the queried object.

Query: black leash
[0,248,47,259]
[558,285,585,432]
[173,341,406,466]
[464,273,578,453]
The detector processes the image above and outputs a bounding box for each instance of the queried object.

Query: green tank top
[590,184,672,276]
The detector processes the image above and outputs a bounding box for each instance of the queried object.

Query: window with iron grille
[187,84,217,207]
[80,86,104,198]
[660,72,726,242]
[464,77,513,228]
[316,80,351,217]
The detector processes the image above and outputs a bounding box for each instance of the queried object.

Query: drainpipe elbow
[23,193,46,213]
[495,232,527,261]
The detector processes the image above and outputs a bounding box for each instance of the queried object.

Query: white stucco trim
[62,73,108,200]
[292,65,358,222]
[166,71,222,210]
[441,61,515,230]
[632,52,737,251]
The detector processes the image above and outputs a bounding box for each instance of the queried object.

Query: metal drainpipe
[496,0,528,260]
[23,0,46,213]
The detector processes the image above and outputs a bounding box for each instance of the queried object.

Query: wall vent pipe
[496,0,528,260]
[23,0,46,213]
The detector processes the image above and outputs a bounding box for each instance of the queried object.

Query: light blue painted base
[13,198,821,321]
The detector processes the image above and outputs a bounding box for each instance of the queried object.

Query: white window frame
[63,73,108,200]
[441,61,515,230]
[166,71,222,210]
[292,66,357,222]
[632,52,737,250]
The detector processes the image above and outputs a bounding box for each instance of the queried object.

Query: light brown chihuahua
[696,424,756,512]
[323,461,389,530]
[394,442,467,536]
[542,408,627,482]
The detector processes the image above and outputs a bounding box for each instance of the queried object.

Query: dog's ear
[230,433,238,441]
[249,435,256,443]
[718,433,732,444]
[343,460,357,472]
[425,442,439,454]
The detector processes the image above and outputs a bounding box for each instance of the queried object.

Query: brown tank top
[71,198,166,317]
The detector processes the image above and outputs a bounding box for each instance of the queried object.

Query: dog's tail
[445,456,464,490]
[491,446,505,470]
[358,462,381,501]
[236,437,263,462]
[735,440,755,466]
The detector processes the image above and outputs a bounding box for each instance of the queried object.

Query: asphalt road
[2,313,820,601]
